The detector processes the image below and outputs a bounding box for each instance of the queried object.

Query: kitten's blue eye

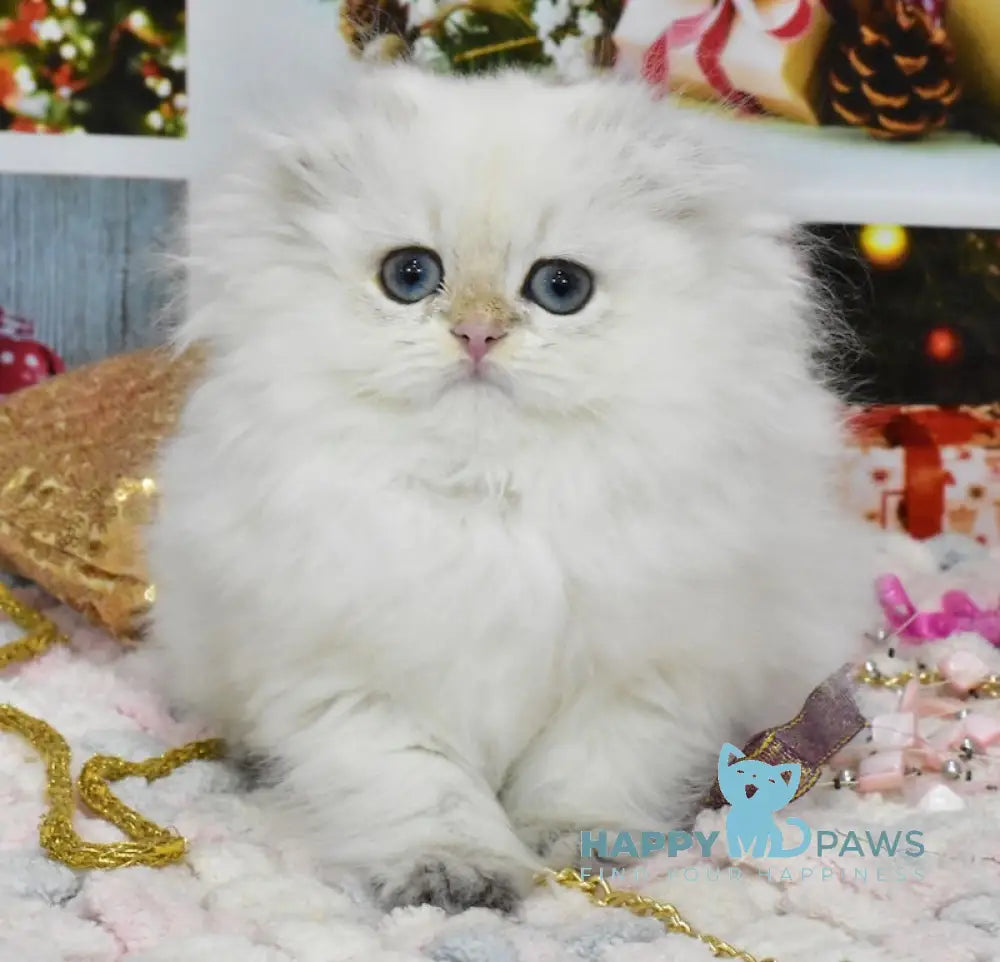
[523,259,593,315]
[379,247,443,304]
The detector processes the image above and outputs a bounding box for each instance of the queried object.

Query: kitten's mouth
[448,361,512,397]
[744,784,758,800]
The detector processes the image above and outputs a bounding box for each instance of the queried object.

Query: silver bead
[865,628,890,644]
[959,738,975,760]
[942,759,963,780]
[956,708,970,720]
[833,769,858,790]
[863,659,881,678]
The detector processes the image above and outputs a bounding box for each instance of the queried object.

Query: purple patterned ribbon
[703,663,865,810]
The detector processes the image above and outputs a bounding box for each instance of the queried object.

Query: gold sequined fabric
[0,347,203,638]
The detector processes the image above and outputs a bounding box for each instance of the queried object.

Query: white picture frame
[0,1,266,182]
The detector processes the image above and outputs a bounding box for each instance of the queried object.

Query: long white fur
[147,25,879,903]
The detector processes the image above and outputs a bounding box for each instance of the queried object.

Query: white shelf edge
[2,127,997,228]
[0,132,192,181]
[735,122,1000,229]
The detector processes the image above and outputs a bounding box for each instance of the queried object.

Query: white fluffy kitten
[147,63,877,913]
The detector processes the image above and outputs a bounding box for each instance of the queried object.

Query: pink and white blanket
[3,534,1000,962]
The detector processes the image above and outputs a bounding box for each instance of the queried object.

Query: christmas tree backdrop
[0,1,186,135]
[812,225,1000,406]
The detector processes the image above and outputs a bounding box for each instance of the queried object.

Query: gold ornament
[0,346,203,637]
[946,0,1000,114]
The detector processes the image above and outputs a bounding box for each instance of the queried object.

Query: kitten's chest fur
[312,456,677,776]
[186,415,722,779]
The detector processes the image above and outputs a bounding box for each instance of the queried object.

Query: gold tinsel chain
[0,701,222,868]
[0,585,66,668]
[0,583,224,868]
[857,662,1000,698]
[544,869,775,962]
[0,586,772,960]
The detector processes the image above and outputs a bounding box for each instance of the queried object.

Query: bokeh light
[859,225,911,270]
[925,326,962,364]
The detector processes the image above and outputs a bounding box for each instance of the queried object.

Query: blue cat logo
[718,743,811,858]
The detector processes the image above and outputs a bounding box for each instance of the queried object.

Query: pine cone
[827,0,960,140]
[339,0,411,53]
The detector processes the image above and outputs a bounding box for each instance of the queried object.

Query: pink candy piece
[899,678,965,718]
[939,650,991,692]
[913,695,967,718]
[904,741,947,771]
[857,750,906,793]
[963,714,1000,750]
[870,713,917,749]
[925,726,962,754]
[899,679,922,712]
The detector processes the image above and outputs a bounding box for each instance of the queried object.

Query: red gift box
[844,404,1000,544]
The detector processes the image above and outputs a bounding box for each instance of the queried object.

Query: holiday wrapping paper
[611,0,833,124]
[844,405,1000,545]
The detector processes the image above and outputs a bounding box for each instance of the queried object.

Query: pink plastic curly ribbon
[876,573,1000,647]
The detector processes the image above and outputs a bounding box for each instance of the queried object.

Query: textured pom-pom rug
[4,535,1000,962]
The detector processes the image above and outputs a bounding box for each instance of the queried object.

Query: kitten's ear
[775,764,801,794]
[719,743,745,768]
[255,109,365,209]
[263,132,334,206]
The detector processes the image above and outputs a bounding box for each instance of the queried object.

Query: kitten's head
[717,743,800,812]
[182,66,815,429]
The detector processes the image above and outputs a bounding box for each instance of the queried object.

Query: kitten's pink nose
[451,320,506,364]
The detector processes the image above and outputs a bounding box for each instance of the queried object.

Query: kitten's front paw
[519,825,585,868]
[229,749,280,791]
[374,857,529,915]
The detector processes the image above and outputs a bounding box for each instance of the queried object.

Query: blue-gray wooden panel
[0,174,185,367]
